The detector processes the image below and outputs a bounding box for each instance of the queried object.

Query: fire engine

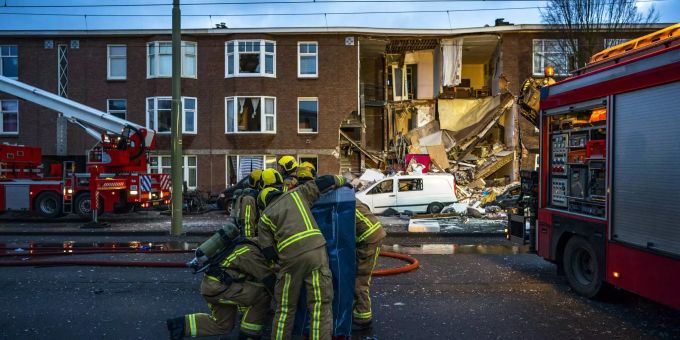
[509,23,680,309]
[0,76,171,219]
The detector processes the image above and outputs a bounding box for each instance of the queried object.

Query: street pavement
[1,235,678,340]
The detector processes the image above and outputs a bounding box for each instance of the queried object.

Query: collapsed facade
[0,23,656,194]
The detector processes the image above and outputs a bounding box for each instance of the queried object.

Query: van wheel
[427,202,444,214]
[563,236,603,298]
[35,192,63,218]
[74,193,103,218]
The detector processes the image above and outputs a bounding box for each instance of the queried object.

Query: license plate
[152,201,160,206]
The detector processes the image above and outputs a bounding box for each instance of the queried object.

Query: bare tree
[540,0,659,71]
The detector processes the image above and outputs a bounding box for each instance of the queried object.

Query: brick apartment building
[0,24,655,193]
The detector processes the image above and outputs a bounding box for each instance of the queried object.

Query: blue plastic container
[292,187,356,337]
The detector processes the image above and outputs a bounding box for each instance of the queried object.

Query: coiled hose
[0,248,419,276]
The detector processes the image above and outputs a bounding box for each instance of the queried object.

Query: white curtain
[251,98,260,119]
[442,38,463,87]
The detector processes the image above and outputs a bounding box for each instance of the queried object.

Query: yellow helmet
[258,187,281,209]
[296,168,314,181]
[248,169,263,188]
[258,168,283,189]
[299,161,317,176]
[278,155,298,173]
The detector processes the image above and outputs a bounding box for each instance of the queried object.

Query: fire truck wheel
[563,236,603,298]
[35,192,64,218]
[74,193,103,218]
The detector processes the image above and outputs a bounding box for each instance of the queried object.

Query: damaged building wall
[404,50,435,100]
[461,64,485,89]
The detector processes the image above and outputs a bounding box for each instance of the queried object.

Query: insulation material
[426,144,450,170]
[416,105,435,127]
[441,38,463,87]
[439,96,500,132]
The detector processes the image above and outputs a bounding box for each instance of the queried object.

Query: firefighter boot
[166,317,185,340]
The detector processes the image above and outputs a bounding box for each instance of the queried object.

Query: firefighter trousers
[353,239,383,324]
[272,246,333,340]
[184,276,270,338]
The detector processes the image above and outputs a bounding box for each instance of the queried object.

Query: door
[396,178,426,212]
[364,179,395,214]
[391,65,407,101]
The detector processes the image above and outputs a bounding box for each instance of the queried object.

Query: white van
[355,173,457,214]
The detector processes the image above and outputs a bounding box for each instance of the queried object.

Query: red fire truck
[527,24,680,309]
[0,76,171,219]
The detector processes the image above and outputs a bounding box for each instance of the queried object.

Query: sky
[0,0,677,30]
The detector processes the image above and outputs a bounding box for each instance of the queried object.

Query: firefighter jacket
[205,243,273,285]
[355,200,386,244]
[238,193,259,238]
[257,180,326,261]
[282,175,298,192]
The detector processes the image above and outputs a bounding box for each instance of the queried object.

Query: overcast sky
[0,0,677,30]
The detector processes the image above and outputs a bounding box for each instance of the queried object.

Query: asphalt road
[1,236,678,340]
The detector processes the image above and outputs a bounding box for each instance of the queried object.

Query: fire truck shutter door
[612,80,680,256]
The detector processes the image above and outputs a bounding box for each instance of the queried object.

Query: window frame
[181,97,198,135]
[297,41,318,78]
[106,99,127,120]
[297,154,318,172]
[224,39,276,78]
[146,41,197,79]
[149,155,198,190]
[224,96,277,134]
[145,96,197,134]
[0,44,18,79]
[106,44,127,80]
[532,39,576,77]
[225,154,277,186]
[0,99,19,135]
[297,97,319,134]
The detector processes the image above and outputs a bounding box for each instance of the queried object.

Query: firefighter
[167,222,276,340]
[295,168,315,185]
[236,169,262,238]
[257,175,348,340]
[258,168,284,190]
[277,155,298,191]
[299,161,317,177]
[352,199,386,330]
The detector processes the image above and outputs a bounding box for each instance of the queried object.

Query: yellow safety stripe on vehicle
[205,275,221,283]
[221,246,250,267]
[244,205,252,237]
[311,269,322,340]
[353,309,372,319]
[357,221,382,243]
[261,214,277,232]
[291,192,313,231]
[277,229,322,252]
[188,314,197,337]
[275,273,291,340]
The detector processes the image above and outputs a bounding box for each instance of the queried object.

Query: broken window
[298,97,318,133]
[298,155,318,172]
[226,155,277,185]
[369,179,393,194]
[398,178,423,192]
[146,97,197,134]
[225,96,276,133]
[226,40,275,77]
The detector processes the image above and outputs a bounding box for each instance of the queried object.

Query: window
[532,39,575,76]
[398,178,423,192]
[225,40,275,77]
[604,38,629,49]
[298,155,318,171]
[107,99,127,120]
[226,155,277,185]
[298,98,318,133]
[107,45,126,80]
[146,96,197,134]
[149,155,198,190]
[147,41,197,78]
[298,42,318,77]
[0,100,19,134]
[0,45,18,79]
[225,96,276,133]
[368,179,393,195]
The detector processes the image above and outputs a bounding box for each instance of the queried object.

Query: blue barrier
[292,187,356,337]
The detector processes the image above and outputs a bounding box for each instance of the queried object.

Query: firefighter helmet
[299,161,317,176]
[278,155,298,173]
[258,168,284,189]
[258,187,282,210]
[248,169,263,188]
[296,168,315,182]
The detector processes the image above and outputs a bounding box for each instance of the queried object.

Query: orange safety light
[589,107,607,123]
[544,65,555,78]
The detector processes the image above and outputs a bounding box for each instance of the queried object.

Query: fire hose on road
[0,248,420,276]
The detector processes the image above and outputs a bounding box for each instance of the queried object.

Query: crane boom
[0,76,155,146]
